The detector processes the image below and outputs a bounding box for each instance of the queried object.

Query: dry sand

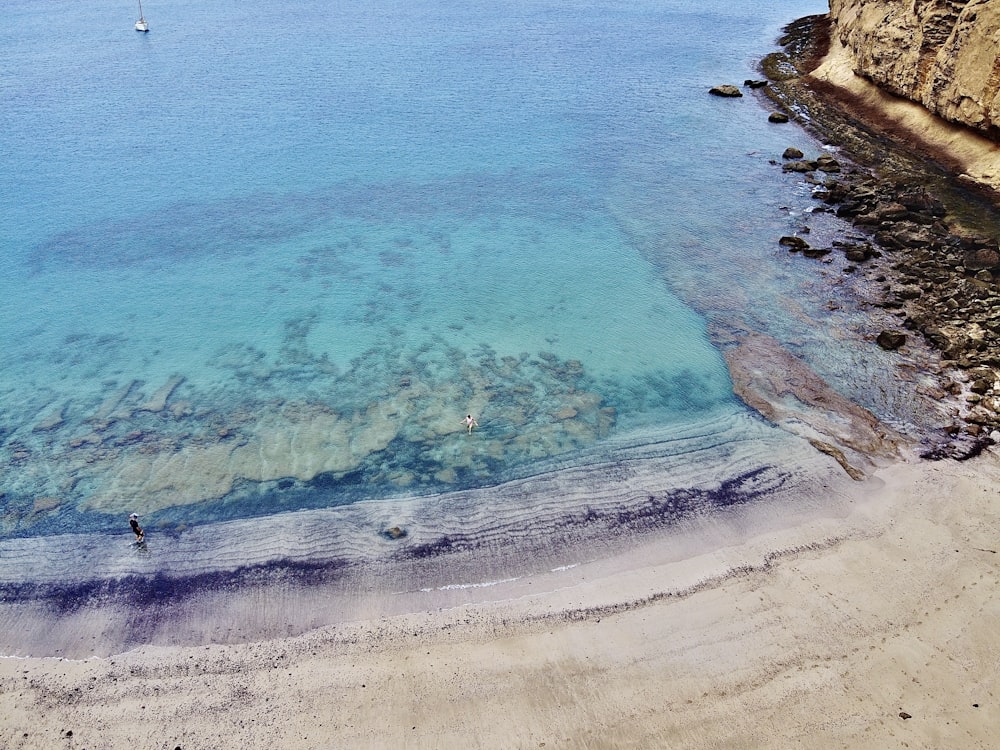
[1,448,997,749]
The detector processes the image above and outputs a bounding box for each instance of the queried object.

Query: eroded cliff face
[829,0,1000,138]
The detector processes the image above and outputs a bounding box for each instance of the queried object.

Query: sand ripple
[0,413,862,656]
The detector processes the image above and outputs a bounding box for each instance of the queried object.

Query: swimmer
[463,414,479,434]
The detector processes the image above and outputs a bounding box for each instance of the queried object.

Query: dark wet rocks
[383,526,407,540]
[781,152,841,174]
[876,330,907,350]
[835,239,878,264]
[779,235,830,258]
[778,235,832,258]
[779,236,810,251]
[768,112,790,123]
[964,245,1000,271]
[778,149,1000,437]
[782,159,815,173]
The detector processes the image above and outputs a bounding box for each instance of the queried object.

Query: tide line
[417,576,522,593]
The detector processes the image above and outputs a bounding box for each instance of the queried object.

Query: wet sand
[1,449,998,749]
[0,413,859,658]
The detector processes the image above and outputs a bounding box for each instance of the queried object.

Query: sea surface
[0,0,944,634]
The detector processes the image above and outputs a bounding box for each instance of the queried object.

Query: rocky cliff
[829,0,1000,138]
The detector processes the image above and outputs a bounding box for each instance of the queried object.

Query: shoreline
[2,451,997,748]
[0,412,860,659]
[759,13,1000,445]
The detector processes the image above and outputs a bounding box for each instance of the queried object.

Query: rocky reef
[828,0,1000,137]
[0,343,619,537]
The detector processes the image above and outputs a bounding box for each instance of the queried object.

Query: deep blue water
[2,0,917,540]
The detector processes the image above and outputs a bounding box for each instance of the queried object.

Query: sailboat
[135,0,149,32]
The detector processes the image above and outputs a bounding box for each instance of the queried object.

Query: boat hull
[135,20,149,32]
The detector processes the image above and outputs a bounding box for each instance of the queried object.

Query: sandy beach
[2,447,997,749]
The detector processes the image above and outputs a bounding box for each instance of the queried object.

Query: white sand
[2,449,997,749]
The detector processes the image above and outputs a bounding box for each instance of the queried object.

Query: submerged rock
[139,375,185,413]
[723,332,901,478]
[33,404,66,432]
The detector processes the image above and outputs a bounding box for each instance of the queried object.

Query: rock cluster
[777,149,1000,439]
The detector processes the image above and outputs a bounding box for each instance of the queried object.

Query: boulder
[970,378,992,395]
[842,243,875,263]
[964,246,1000,271]
[894,285,922,300]
[778,236,811,252]
[708,84,743,97]
[768,112,790,123]
[802,245,832,259]
[876,330,907,350]
[782,160,815,172]
[898,189,946,216]
[874,202,910,221]
[876,225,935,249]
[815,154,841,172]
[782,146,804,159]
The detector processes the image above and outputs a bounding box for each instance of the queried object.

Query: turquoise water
[2,0,912,542]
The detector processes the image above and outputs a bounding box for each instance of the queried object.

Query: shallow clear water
[1,0,923,543]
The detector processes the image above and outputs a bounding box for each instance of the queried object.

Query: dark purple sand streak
[1,465,784,622]
[403,465,784,559]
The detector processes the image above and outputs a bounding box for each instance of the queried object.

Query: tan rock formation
[806,1,1000,193]
[828,0,1000,135]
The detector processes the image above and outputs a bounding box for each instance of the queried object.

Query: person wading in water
[129,513,144,543]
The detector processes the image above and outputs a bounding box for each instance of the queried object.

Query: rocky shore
[756,13,1000,451]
